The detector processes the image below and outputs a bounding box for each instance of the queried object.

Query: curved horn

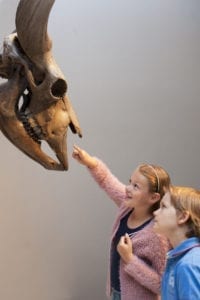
[15,0,55,62]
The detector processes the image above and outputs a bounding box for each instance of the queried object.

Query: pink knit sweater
[88,158,170,300]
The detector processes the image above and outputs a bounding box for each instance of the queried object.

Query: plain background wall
[0,1,200,299]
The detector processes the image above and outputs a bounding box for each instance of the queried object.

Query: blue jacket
[161,237,200,300]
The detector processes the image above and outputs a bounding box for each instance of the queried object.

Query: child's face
[153,192,178,238]
[125,169,154,210]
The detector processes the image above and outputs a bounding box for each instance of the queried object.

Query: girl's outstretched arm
[72,145,126,207]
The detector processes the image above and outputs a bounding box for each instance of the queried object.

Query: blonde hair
[170,186,200,238]
[138,164,171,212]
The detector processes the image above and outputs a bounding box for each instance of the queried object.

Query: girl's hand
[117,233,134,264]
[72,145,97,168]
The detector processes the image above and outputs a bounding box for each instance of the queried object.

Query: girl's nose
[126,184,132,192]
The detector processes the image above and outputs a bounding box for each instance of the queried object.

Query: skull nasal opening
[51,79,67,98]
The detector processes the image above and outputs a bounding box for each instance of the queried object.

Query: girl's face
[125,169,155,210]
[153,192,178,238]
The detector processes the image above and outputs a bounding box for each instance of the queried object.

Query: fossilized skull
[0,0,82,170]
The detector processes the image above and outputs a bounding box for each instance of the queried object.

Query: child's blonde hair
[138,164,171,212]
[170,186,200,238]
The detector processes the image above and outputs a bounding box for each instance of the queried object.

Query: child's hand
[72,145,97,168]
[117,233,134,264]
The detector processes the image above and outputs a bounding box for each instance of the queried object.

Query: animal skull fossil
[0,0,82,170]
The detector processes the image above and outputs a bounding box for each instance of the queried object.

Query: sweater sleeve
[123,229,169,294]
[88,158,126,207]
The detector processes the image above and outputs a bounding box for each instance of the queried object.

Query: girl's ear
[177,211,190,225]
[150,193,161,204]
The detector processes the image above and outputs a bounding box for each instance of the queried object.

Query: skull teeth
[19,112,42,144]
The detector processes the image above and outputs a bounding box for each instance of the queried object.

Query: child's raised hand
[117,233,134,264]
[72,145,97,168]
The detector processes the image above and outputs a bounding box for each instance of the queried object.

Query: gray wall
[0,1,200,299]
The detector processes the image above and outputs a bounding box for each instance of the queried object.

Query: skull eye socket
[51,79,67,98]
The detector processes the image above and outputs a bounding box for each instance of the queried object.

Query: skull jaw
[0,115,68,171]
[0,71,68,171]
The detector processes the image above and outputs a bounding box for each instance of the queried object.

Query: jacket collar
[167,237,200,259]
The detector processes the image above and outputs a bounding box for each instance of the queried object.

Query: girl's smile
[125,169,157,210]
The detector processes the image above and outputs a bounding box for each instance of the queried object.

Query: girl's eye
[128,180,139,189]
[133,183,138,189]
